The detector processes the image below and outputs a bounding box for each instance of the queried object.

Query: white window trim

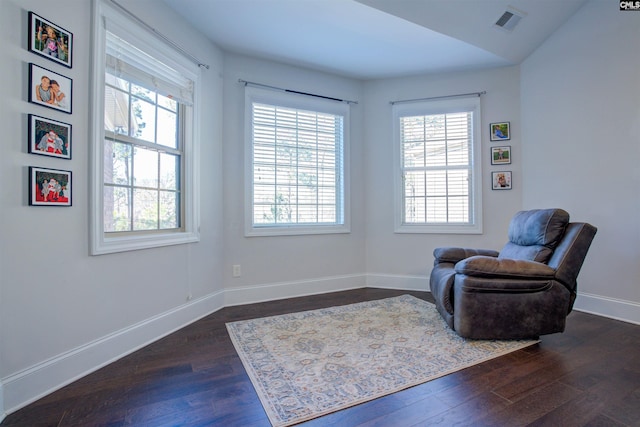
[392,97,483,234]
[89,0,200,255]
[244,86,351,237]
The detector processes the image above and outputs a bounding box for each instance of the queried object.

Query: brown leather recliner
[429,209,597,339]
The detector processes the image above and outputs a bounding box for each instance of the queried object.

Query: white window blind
[393,97,482,234]
[401,112,472,223]
[245,87,350,236]
[105,31,193,106]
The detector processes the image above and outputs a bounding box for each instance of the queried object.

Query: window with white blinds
[393,97,482,234]
[245,87,350,236]
[90,0,201,254]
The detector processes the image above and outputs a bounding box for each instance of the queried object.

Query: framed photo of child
[28,11,73,68]
[29,166,72,206]
[490,122,510,141]
[492,171,512,190]
[28,114,72,159]
[491,146,511,165]
[29,63,72,114]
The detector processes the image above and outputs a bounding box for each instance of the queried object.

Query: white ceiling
[162,0,587,80]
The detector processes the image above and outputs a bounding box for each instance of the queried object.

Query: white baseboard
[0,381,5,424]
[366,273,429,292]
[1,290,226,415]
[573,291,640,325]
[223,273,367,307]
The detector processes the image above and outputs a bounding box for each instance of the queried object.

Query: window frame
[90,0,200,255]
[392,96,483,234]
[244,86,351,237]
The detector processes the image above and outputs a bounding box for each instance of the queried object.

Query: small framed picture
[491,146,511,165]
[29,63,72,114]
[490,122,510,141]
[492,171,512,190]
[28,11,73,68]
[29,167,72,206]
[28,115,71,159]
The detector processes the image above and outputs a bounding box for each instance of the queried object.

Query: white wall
[0,0,225,415]
[221,53,368,304]
[363,66,523,289]
[521,0,640,322]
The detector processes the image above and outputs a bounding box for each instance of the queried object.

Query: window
[393,97,482,234]
[90,1,200,254]
[245,87,350,236]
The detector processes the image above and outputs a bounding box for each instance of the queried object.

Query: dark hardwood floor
[2,288,639,427]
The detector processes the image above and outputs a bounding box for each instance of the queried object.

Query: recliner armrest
[433,247,499,264]
[455,255,556,279]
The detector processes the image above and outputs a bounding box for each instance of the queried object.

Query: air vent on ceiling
[494,7,526,32]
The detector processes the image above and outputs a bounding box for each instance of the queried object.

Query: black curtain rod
[239,79,358,105]
[390,91,486,105]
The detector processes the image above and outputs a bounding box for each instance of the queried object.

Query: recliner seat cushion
[455,256,556,279]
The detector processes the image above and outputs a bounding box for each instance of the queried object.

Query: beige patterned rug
[226,295,538,427]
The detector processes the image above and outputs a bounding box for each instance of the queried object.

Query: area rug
[226,295,538,427]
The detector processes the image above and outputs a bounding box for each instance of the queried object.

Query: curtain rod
[109,0,210,70]
[390,91,486,105]
[239,79,358,105]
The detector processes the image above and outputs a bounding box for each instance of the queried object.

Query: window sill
[245,224,350,237]
[395,223,483,234]
[91,230,200,255]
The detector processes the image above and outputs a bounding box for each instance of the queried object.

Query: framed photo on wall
[490,122,510,141]
[28,11,73,68]
[28,63,72,114]
[29,166,72,206]
[491,145,511,165]
[28,114,72,159]
[492,171,512,190]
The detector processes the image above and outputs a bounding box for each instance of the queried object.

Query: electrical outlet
[232,264,242,277]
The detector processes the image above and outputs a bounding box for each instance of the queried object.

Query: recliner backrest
[547,222,598,292]
[499,209,570,263]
